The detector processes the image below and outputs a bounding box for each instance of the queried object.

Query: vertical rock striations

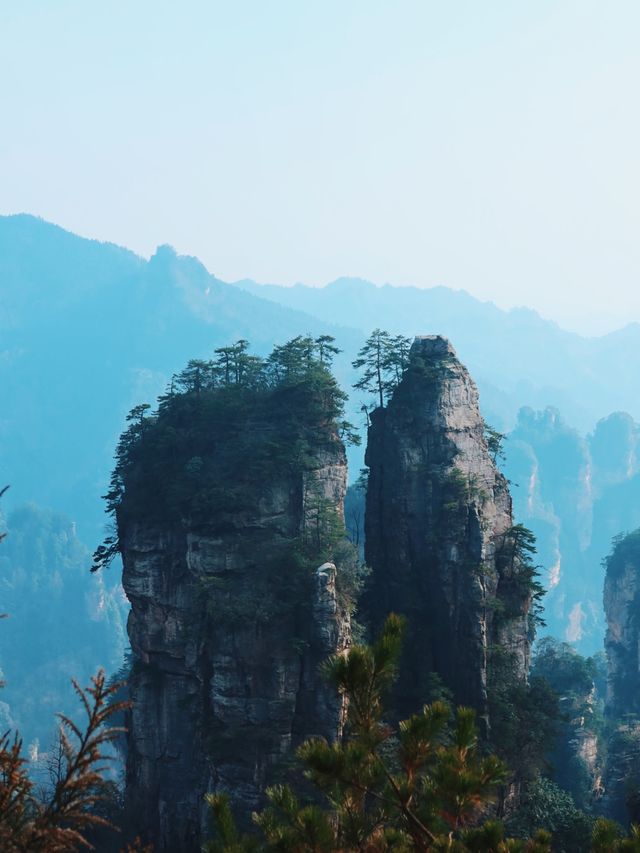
[120,386,351,852]
[604,528,640,718]
[364,335,532,723]
[602,529,640,822]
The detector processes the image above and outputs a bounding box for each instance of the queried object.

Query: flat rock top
[411,335,457,359]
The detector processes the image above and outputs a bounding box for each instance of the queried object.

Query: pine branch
[0,670,130,852]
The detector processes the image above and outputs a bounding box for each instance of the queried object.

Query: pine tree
[387,334,412,385]
[91,404,153,573]
[592,818,640,852]
[0,671,129,852]
[314,335,341,367]
[267,336,315,383]
[174,359,214,394]
[352,330,411,409]
[214,345,236,386]
[483,423,507,465]
[352,328,393,409]
[205,616,553,852]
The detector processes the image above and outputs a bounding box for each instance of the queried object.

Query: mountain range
[2,212,640,716]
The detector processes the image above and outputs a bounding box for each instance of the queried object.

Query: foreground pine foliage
[591,818,640,852]
[204,615,553,852]
[0,670,128,852]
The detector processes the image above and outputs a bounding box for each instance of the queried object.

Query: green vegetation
[603,529,640,580]
[483,424,507,466]
[531,637,605,806]
[0,501,129,852]
[506,777,595,853]
[395,339,458,400]
[437,468,491,532]
[204,615,553,852]
[495,524,546,631]
[533,638,602,701]
[202,617,640,851]
[0,505,126,751]
[352,329,412,409]
[487,645,560,787]
[591,818,640,852]
[92,336,359,574]
[92,335,367,640]
[0,670,128,853]
[81,332,640,848]
[500,638,608,849]
[345,468,368,556]
[602,722,640,827]
[486,524,562,801]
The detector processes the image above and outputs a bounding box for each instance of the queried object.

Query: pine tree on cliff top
[352,329,411,409]
[91,336,360,573]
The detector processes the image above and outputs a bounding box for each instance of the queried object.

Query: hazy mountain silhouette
[0,215,360,544]
[236,276,640,432]
[3,213,640,658]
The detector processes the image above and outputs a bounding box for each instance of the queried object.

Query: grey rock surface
[364,335,531,722]
[121,435,350,851]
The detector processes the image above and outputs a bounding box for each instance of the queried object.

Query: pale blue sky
[2,1,639,334]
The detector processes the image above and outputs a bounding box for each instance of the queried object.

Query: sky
[2,1,640,335]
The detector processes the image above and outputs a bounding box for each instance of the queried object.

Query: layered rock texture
[118,335,537,846]
[364,336,532,721]
[120,393,350,851]
[601,529,640,822]
[604,528,640,718]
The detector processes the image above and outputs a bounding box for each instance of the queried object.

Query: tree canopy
[352,329,412,409]
[92,336,359,573]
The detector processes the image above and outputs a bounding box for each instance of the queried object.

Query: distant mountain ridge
[2,212,640,658]
[0,215,361,542]
[3,211,640,547]
[234,275,640,432]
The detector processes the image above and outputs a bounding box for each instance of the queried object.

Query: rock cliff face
[364,336,531,721]
[604,529,640,717]
[601,529,640,821]
[121,423,350,851]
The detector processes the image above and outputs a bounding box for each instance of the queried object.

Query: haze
[2,1,639,335]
